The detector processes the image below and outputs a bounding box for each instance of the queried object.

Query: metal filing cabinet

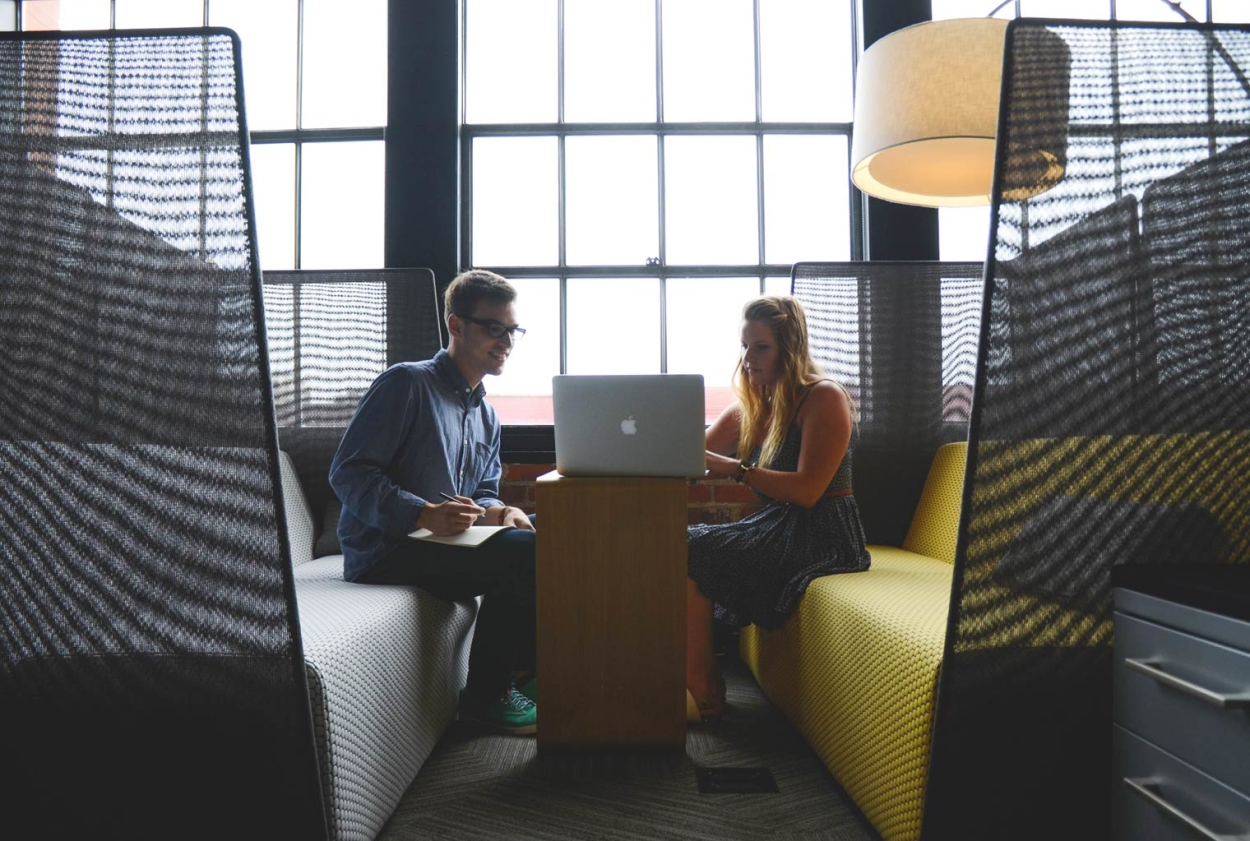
[1112,587,1250,840]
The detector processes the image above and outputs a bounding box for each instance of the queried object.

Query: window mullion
[655,0,666,270]
[753,0,765,270]
[294,0,304,269]
[557,1,566,271]
[655,0,667,372]
[559,276,568,375]
[659,274,667,374]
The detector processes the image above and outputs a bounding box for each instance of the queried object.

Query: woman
[686,296,870,721]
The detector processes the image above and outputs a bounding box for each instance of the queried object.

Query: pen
[438,491,462,504]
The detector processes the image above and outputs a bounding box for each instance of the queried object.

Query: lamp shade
[851,18,1064,208]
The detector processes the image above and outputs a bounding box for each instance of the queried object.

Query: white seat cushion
[293,556,477,841]
[278,450,317,567]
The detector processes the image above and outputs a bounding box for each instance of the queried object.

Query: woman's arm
[703,400,744,476]
[734,383,853,508]
[705,400,742,455]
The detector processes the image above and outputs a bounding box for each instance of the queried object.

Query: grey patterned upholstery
[280,450,317,567]
[283,467,477,841]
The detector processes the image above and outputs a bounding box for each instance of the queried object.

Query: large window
[18,0,387,272]
[463,0,857,424]
[934,0,1250,261]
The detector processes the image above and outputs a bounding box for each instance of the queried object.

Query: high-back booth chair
[263,267,444,538]
[0,30,327,839]
[924,19,1250,839]
[792,261,984,547]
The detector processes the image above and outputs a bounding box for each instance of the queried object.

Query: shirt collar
[432,349,486,406]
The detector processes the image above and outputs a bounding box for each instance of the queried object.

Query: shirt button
[464,387,470,393]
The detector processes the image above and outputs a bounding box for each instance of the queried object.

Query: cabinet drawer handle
[1125,658,1250,710]
[1124,777,1250,841]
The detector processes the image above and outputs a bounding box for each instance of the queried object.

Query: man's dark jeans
[357,520,536,701]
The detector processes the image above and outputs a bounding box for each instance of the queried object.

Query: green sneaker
[516,676,537,704]
[459,687,537,735]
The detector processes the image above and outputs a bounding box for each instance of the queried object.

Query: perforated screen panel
[0,30,326,839]
[792,262,983,547]
[925,21,1250,840]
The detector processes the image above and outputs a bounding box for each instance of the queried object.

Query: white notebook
[407,525,512,547]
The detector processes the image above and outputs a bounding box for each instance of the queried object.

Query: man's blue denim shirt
[329,350,505,581]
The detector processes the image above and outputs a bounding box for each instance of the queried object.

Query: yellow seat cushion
[740,546,952,841]
[902,441,966,563]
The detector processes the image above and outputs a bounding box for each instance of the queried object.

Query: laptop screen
[552,374,706,478]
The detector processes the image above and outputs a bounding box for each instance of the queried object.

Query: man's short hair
[445,269,516,318]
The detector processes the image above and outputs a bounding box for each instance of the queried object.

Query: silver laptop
[553,374,706,478]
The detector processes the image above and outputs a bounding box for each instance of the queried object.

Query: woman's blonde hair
[733,295,827,468]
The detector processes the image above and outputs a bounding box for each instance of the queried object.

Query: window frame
[459,0,864,384]
[14,0,942,463]
[15,0,388,272]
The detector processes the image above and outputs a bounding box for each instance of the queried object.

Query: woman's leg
[686,578,723,716]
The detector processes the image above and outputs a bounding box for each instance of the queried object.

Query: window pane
[662,0,755,122]
[300,140,385,269]
[114,0,202,28]
[932,0,1015,18]
[764,134,850,264]
[22,0,108,30]
[939,206,992,262]
[471,136,558,267]
[566,136,658,266]
[1212,0,1250,22]
[489,277,559,424]
[941,276,981,424]
[666,277,758,422]
[210,0,297,131]
[301,0,386,129]
[760,0,852,122]
[564,0,655,122]
[1019,0,1109,18]
[765,276,790,296]
[249,142,295,271]
[465,0,557,124]
[1114,0,1204,20]
[567,278,660,374]
[667,277,757,384]
[665,135,758,265]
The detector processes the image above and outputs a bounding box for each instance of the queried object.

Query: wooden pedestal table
[535,471,687,750]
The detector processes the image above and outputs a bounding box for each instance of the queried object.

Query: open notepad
[407,525,513,548]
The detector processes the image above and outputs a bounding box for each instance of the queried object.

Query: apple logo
[620,416,637,435]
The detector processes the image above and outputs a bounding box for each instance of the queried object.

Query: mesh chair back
[924,21,1250,839]
[266,267,444,529]
[0,29,325,839]
[792,262,983,545]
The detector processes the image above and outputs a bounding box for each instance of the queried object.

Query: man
[329,269,538,734]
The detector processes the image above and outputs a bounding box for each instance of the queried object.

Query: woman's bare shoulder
[798,380,851,420]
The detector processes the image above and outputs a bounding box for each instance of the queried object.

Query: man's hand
[498,506,535,531]
[417,496,484,536]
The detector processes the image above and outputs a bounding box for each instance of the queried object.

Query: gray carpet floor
[376,656,882,841]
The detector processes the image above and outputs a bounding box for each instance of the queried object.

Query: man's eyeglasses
[458,314,527,341]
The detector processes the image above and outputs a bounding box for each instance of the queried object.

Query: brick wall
[501,463,762,525]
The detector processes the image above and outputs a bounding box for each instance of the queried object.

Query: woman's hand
[416,497,483,536]
[705,450,741,478]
